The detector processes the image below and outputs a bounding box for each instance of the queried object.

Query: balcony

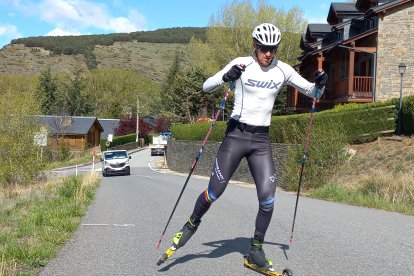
[353,76,373,98]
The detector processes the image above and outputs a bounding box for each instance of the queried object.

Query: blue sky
[0,0,332,49]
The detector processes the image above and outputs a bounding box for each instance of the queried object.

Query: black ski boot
[156,218,201,266]
[172,218,200,249]
[247,237,274,272]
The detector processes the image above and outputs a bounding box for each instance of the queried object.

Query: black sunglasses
[256,44,277,53]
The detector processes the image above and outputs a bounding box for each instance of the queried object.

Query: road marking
[113,224,135,227]
[148,160,156,172]
[82,223,136,227]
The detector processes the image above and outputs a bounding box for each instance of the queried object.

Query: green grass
[310,184,414,216]
[306,136,414,216]
[0,174,100,275]
[43,154,97,171]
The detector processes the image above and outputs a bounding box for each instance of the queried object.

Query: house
[98,118,120,140]
[37,115,103,150]
[288,0,413,111]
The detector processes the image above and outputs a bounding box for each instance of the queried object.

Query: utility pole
[136,96,140,143]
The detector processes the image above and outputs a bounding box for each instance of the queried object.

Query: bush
[172,100,397,145]
[281,116,349,190]
[402,95,414,135]
[108,133,136,148]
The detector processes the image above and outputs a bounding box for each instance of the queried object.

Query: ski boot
[156,219,200,266]
[243,237,277,275]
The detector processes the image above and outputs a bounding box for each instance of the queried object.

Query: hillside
[0,27,206,82]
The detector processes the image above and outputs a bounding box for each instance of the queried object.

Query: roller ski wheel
[156,245,176,266]
[243,255,293,276]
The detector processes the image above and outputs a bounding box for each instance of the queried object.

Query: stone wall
[376,1,414,100]
[166,139,290,186]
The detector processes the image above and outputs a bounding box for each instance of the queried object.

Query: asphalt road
[39,148,414,276]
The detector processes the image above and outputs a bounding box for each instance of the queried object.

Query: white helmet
[252,23,281,46]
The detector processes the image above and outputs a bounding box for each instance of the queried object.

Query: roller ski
[243,237,293,276]
[156,219,200,266]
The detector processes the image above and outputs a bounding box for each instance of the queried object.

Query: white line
[113,224,135,227]
[148,160,156,172]
[134,174,153,179]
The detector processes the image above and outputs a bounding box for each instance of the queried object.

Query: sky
[0,0,332,49]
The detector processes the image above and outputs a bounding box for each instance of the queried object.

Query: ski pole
[156,81,236,249]
[288,85,320,246]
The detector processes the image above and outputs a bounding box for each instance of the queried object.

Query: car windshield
[104,151,128,160]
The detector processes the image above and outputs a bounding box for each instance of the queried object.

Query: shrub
[108,133,136,148]
[402,95,414,135]
[281,116,349,190]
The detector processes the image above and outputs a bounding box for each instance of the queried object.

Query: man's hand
[222,64,246,82]
[314,70,328,89]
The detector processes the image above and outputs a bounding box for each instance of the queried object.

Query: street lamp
[397,62,406,135]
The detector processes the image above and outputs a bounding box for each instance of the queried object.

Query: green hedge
[402,95,414,135]
[170,99,404,191]
[100,133,137,151]
[172,99,398,144]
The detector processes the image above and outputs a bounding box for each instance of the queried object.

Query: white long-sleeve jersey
[203,56,316,126]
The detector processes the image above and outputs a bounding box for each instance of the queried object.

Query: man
[165,23,327,272]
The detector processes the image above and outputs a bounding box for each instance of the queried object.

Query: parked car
[101,150,131,177]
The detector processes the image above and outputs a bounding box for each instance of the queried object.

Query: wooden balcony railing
[353,76,373,98]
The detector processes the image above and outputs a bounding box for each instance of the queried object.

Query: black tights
[190,125,277,240]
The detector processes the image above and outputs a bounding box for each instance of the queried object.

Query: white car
[101,150,131,177]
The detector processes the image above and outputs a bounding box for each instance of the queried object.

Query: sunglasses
[256,45,277,53]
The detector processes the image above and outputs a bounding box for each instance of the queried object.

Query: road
[39,149,414,276]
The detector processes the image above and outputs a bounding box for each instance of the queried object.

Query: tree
[114,116,151,138]
[164,67,212,123]
[189,0,307,75]
[0,75,44,186]
[36,68,58,115]
[153,117,172,133]
[64,70,90,116]
[83,68,160,118]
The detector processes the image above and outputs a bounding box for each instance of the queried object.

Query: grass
[309,136,414,215]
[43,154,98,171]
[0,173,100,276]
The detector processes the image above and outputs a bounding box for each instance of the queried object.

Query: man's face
[254,43,277,67]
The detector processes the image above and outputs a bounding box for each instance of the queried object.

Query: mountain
[0,27,207,82]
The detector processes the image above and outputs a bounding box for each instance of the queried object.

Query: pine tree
[36,68,58,115]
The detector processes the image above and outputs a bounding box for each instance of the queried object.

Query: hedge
[100,133,137,151]
[171,98,399,144]
[402,95,414,135]
[169,96,414,190]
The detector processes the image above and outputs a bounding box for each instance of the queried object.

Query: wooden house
[288,0,414,111]
[38,115,103,150]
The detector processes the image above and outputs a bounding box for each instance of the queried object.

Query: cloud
[46,27,81,36]
[0,23,21,39]
[13,0,147,36]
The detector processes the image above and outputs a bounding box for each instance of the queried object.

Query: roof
[367,0,412,15]
[327,3,364,24]
[98,118,120,140]
[37,115,103,135]
[307,23,332,34]
[356,0,395,11]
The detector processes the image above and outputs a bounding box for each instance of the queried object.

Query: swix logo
[245,79,281,89]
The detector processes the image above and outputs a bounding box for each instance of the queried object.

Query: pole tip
[155,235,164,249]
